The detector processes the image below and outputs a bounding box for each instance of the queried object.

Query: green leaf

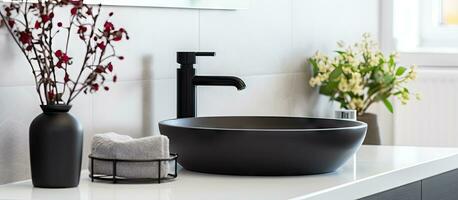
[396,67,407,76]
[319,81,338,96]
[329,68,342,81]
[383,74,395,84]
[319,84,333,96]
[389,56,395,66]
[308,59,319,76]
[383,98,394,113]
[360,66,374,73]
[335,50,347,55]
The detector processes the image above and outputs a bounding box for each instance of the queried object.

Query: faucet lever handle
[177,52,215,65]
[195,52,215,57]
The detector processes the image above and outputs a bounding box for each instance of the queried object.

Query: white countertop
[2,145,458,200]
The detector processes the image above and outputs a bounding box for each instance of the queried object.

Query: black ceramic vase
[29,105,83,188]
[358,113,381,145]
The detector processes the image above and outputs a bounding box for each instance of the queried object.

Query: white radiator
[394,68,458,147]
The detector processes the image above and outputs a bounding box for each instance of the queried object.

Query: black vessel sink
[159,116,367,176]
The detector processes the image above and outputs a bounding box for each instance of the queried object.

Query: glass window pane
[442,0,458,25]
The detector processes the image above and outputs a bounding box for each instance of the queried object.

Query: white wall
[379,0,458,147]
[393,68,458,147]
[0,0,379,184]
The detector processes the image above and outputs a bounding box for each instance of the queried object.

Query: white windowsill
[398,48,458,67]
[400,47,458,54]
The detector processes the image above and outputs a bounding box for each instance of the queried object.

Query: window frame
[381,0,458,67]
[419,0,458,48]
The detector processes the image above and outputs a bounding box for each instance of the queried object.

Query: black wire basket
[88,153,178,184]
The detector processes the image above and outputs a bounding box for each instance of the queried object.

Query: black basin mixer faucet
[177,52,246,118]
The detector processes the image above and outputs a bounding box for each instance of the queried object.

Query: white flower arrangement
[308,33,418,114]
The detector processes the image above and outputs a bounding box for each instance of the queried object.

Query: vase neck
[41,105,72,113]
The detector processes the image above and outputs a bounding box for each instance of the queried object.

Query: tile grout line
[198,9,201,51]
[291,0,294,51]
[289,0,295,115]
[91,90,94,139]
[0,71,308,89]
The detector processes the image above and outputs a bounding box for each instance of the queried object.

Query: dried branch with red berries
[0,0,128,105]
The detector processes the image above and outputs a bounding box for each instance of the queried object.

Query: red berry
[107,62,113,72]
[7,20,15,27]
[64,73,70,83]
[97,42,106,50]
[71,7,78,15]
[34,21,40,29]
[55,50,63,58]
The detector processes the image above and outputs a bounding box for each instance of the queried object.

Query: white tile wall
[199,0,294,76]
[151,78,176,133]
[197,74,293,116]
[0,35,37,86]
[0,0,379,184]
[291,0,379,70]
[109,7,200,81]
[93,81,152,138]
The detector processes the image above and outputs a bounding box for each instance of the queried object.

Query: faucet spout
[176,51,246,118]
[193,76,246,90]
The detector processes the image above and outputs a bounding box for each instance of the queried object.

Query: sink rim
[159,116,367,132]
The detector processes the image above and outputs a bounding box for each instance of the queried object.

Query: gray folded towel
[89,132,170,178]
